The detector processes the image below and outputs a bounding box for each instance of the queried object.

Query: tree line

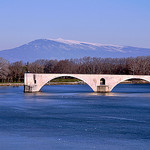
[0,56,150,82]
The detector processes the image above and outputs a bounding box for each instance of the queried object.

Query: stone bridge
[24,73,150,93]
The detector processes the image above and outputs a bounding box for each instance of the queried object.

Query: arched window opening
[100,78,105,85]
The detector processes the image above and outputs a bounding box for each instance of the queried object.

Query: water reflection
[86,92,120,96]
[24,91,54,96]
[85,91,150,98]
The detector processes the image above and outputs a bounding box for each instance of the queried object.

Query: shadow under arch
[111,77,150,93]
[40,75,94,92]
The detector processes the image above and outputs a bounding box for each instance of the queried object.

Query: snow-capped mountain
[0,38,150,62]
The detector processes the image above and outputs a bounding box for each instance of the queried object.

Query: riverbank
[121,79,149,84]
[0,83,24,86]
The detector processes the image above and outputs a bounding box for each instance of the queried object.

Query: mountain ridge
[0,38,150,62]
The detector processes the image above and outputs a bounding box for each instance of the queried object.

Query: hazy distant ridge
[0,38,150,62]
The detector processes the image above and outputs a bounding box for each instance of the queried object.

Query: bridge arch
[110,77,150,91]
[24,73,150,93]
[38,74,95,92]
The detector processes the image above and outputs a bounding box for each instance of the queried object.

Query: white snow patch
[50,38,124,49]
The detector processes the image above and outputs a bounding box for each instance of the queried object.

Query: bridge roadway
[24,73,150,93]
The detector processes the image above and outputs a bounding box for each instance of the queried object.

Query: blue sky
[0,0,150,50]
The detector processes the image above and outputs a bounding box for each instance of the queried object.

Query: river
[0,84,150,150]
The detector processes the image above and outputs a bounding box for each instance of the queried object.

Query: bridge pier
[97,85,110,93]
[24,85,33,93]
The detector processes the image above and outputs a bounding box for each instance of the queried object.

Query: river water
[0,84,150,150]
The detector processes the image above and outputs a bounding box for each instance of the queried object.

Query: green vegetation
[51,77,81,82]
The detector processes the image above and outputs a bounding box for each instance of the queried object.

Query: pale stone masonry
[24,73,150,93]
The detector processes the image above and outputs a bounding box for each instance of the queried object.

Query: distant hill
[0,38,150,62]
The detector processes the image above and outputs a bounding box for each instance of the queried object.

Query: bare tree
[0,57,10,82]
[1,55,150,83]
[9,61,24,82]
